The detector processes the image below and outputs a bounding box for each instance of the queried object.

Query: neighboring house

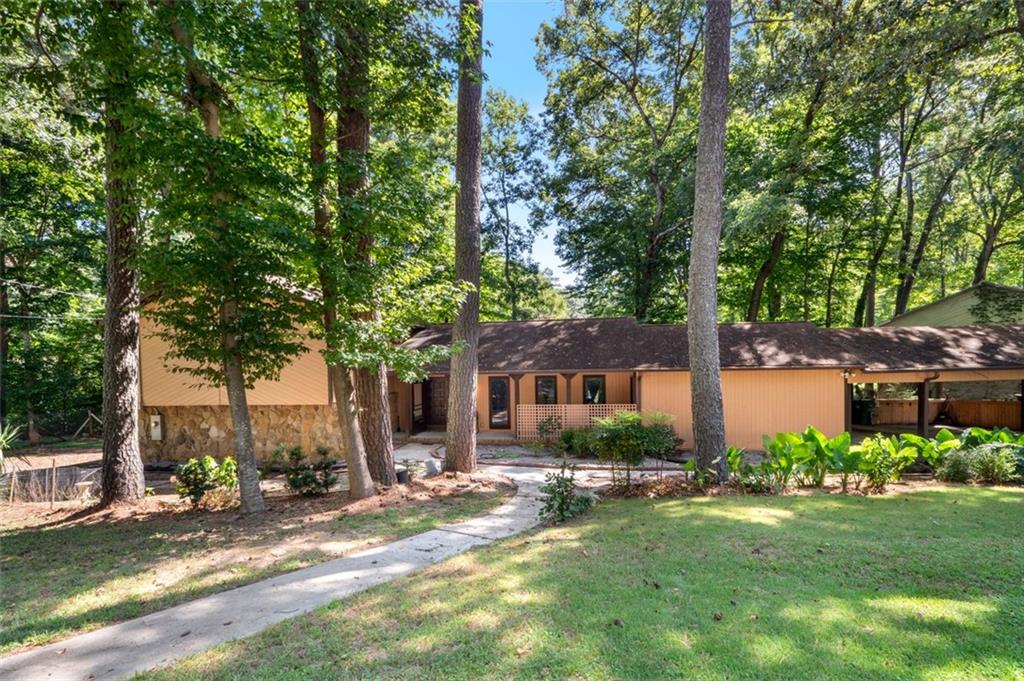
[138,316,1024,459]
[884,282,1024,327]
[884,282,1024,400]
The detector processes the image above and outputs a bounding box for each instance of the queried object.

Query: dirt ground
[0,471,515,533]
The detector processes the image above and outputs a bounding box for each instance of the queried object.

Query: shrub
[969,444,1020,484]
[856,434,916,492]
[537,416,562,445]
[176,456,238,507]
[761,432,808,491]
[936,449,973,483]
[899,429,960,470]
[539,462,593,523]
[960,426,1024,449]
[594,411,648,484]
[559,427,599,458]
[284,445,339,496]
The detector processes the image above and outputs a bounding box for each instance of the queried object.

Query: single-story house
[883,282,1024,401]
[138,317,1024,460]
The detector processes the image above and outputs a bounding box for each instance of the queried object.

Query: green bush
[175,456,238,507]
[760,432,807,491]
[959,426,1024,449]
[855,434,917,492]
[969,444,1020,484]
[936,449,973,483]
[559,427,599,458]
[639,423,677,458]
[594,411,648,484]
[899,429,960,470]
[284,445,339,496]
[539,462,593,523]
[537,416,562,445]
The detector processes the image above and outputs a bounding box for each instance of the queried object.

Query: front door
[489,376,510,429]
[425,377,448,430]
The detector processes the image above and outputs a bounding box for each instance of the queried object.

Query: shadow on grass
[142,487,1024,681]
[0,488,505,655]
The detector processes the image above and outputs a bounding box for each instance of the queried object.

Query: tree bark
[332,7,377,498]
[334,13,397,486]
[745,229,784,322]
[165,2,264,512]
[99,0,145,506]
[445,0,483,474]
[894,162,960,314]
[687,0,731,483]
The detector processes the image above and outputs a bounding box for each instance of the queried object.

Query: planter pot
[396,469,411,485]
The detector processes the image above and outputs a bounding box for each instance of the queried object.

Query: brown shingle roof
[402,318,1024,373]
[825,324,1024,372]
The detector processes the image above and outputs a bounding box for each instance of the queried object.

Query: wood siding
[476,372,635,433]
[141,316,330,407]
[874,398,1022,429]
[640,369,846,450]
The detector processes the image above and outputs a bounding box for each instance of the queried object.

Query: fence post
[50,458,56,509]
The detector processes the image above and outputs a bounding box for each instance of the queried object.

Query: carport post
[916,380,930,436]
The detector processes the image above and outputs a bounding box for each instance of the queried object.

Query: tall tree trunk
[973,221,1000,284]
[894,162,960,314]
[336,16,397,487]
[445,0,483,474]
[99,0,145,505]
[687,0,730,483]
[295,1,389,490]
[331,10,377,498]
[165,3,264,512]
[746,229,784,322]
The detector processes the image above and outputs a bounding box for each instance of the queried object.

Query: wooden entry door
[425,376,448,429]
[489,377,510,429]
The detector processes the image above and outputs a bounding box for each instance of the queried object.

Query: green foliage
[175,456,238,507]
[959,426,1024,449]
[539,462,593,523]
[559,427,599,458]
[938,443,1023,484]
[0,423,24,475]
[594,411,648,484]
[760,432,807,491]
[536,416,562,445]
[283,445,339,497]
[855,435,917,493]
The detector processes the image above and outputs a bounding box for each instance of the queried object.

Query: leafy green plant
[0,422,24,475]
[761,432,809,491]
[175,456,238,507]
[959,426,1024,449]
[536,416,562,445]
[284,445,338,496]
[855,434,916,493]
[936,449,973,483]
[797,426,847,487]
[969,444,1020,484]
[899,429,960,470]
[559,427,599,458]
[827,433,862,492]
[594,411,648,484]
[539,462,593,523]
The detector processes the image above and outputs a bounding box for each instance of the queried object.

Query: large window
[583,375,606,405]
[535,375,558,405]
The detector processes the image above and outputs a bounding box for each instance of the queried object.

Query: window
[535,375,558,405]
[583,375,606,405]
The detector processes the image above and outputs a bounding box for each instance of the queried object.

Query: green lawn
[0,487,507,655]
[144,486,1024,680]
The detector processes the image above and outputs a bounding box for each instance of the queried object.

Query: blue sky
[482,0,573,285]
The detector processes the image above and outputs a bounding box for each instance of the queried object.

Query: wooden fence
[516,403,637,441]
[874,399,1022,429]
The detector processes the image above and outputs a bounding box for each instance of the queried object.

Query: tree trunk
[894,162,960,314]
[445,0,483,474]
[99,0,145,506]
[973,223,999,284]
[746,229,784,322]
[165,2,264,511]
[329,7,378,497]
[687,0,731,483]
[354,368,396,484]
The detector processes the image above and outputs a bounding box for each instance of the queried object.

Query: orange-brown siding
[639,369,846,450]
[141,316,329,407]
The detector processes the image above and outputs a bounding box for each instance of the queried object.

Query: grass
[0,485,507,655]
[143,486,1024,680]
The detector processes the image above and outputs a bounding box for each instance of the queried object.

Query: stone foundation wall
[139,405,344,462]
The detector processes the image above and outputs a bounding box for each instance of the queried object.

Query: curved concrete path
[0,445,558,681]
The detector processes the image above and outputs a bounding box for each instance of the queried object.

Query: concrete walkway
[0,445,553,681]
